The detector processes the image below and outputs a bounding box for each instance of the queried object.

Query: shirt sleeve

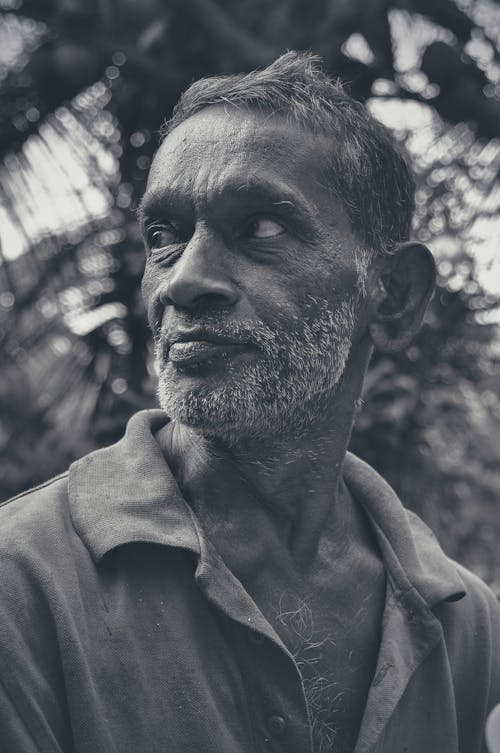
[460,568,500,753]
[0,550,72,753]
[0,675,67,753]
[486,585,500,710]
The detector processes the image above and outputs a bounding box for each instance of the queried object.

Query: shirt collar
[69,410,200,562]
[343,452,466,608]
[69,410,466,608]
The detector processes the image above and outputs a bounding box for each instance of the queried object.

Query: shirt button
[267,715,286,736]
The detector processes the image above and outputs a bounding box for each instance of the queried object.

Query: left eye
[245,217,285,239]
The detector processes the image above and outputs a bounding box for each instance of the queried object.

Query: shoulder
[0,472,82,601]
[0,472,70,549]
[455,562,500,610]
[344,456,500,648]
[0,475,71,637]
[405,510,500,717]
[405,508,500,638]
[0,476,80,746]
[432,558,500,716]
[405,507,500,619]
[435,560,500,640]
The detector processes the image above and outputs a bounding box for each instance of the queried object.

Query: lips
[166,329,256,367]
[168,340,245,364]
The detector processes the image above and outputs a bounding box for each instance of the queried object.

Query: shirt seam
[0,472,69,509]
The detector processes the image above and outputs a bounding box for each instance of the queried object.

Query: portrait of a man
[0,48,499,753]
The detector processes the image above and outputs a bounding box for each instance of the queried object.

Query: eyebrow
[137,174,317,230]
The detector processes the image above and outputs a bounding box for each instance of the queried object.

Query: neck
[157,343,371,569]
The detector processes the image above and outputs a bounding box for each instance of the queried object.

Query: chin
[156,372,337,448]
[156,374,254,444]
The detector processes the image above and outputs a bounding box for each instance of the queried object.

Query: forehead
[145,106,338,213]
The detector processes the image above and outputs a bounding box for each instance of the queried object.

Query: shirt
[0,409,499,753]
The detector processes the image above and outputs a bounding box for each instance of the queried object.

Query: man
[0,51,499,753]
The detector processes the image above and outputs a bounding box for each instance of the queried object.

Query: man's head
[140,51,435,445]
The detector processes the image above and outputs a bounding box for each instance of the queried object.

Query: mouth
[165,330,258,368]
[169,340,252,366]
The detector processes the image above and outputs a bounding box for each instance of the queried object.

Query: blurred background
[1,0,500,591]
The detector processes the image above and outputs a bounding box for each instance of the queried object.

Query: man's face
[140,106,366,443]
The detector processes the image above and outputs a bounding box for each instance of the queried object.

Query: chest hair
[273,591,371,753]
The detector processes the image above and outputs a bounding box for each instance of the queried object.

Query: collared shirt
[0,410,499,753]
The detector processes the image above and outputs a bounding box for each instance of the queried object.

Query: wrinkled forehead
[146,105,335,198]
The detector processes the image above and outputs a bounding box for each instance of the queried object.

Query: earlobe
[369,242,436,353]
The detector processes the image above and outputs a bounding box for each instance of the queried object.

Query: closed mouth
[167,338,257,367]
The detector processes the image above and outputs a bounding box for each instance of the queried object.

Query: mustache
[154,317,280,356]
[152,294,344,360]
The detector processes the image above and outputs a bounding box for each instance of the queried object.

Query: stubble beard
[154,294,359,446]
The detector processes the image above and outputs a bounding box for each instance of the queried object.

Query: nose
[159,229,239,311]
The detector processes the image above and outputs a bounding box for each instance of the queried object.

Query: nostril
[192,292,234,310]
[159,285,236,311]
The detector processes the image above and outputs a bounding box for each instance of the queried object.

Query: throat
[158,419,353,568]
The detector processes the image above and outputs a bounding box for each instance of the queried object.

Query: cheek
[244,271,300,322]
[299,249,360,307]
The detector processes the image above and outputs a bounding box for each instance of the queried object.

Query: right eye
[146,224,180,250]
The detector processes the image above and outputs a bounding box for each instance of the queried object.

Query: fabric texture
[0,409,499,753]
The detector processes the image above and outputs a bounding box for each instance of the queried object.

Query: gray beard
[155,294,358,446]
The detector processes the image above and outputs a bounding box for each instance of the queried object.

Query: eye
[146,223,180,251]
[244,216,285,239]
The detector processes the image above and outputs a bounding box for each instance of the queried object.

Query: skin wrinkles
[143,114,347,237]
[142,104,378,556]
[140,103,434,753]
[139,171,328,250]
[141,110,362,367]
[138,179,321,254]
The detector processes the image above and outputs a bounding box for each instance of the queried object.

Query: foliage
[1,0,500,591]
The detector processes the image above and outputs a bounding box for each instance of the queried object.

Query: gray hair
[161,50,415,259]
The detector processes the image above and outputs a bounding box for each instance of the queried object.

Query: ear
[369,242,436,353]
